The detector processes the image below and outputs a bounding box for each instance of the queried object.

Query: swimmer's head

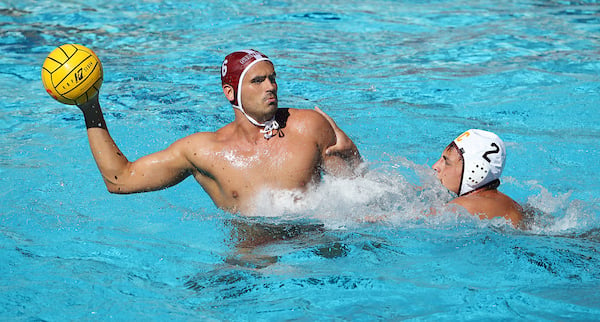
[452,129,506,196]
[221,49,273,114]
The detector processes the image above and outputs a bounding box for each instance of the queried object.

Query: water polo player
[432,129,523,226]
[75,49,361,214]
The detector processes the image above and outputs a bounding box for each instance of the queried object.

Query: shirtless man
[432,129,523,226]
[77,49,361,214]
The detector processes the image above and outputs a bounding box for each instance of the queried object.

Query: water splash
[522,182,599,235]
[247,157,598,234]
[248,158,456,228]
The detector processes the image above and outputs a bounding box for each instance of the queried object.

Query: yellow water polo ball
[41,44,103,105]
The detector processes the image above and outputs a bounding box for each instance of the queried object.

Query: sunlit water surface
[1,0,600,320]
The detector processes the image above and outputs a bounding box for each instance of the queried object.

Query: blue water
[2,0,600,320]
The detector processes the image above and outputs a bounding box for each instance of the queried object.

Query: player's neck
[467,186,498,197]
[233,108,280,140]
[231,119,267,144]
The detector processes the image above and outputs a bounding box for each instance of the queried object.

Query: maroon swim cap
[221,49,272,109]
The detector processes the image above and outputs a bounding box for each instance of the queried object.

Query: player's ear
[223,85,234,102]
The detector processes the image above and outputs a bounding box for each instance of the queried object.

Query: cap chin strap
[232,104,280,139]
[260,118,280,139]
[458,161,465,196]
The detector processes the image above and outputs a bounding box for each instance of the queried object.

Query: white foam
[523,183,597,234]
[248,158,458,229]
[245,156,598,234]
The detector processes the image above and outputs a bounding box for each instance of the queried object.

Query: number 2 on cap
[482,143,499,162]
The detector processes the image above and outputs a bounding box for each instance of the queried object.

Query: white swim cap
[453,129,506,196]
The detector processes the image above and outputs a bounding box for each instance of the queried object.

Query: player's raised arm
[77,96,195,194]
[41,44,196,194]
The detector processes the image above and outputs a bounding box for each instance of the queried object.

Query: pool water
[2,0,600,320]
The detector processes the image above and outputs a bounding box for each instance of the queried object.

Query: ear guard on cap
[453,129,506,196]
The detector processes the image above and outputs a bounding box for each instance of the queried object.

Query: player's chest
[210,139,321,180]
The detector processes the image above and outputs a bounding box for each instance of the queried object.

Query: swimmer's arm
[78,96,194,193]
[314,107,362,176]
[102,141,196,193]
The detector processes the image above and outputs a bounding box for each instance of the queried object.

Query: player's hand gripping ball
[42,44,103,105]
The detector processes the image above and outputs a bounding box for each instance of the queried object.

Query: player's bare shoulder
[283,108,334,138]
[449,195,478,213]
[168,131,222,163]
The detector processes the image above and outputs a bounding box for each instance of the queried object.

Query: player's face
[240,61,278,123]
[432,145,463,195]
